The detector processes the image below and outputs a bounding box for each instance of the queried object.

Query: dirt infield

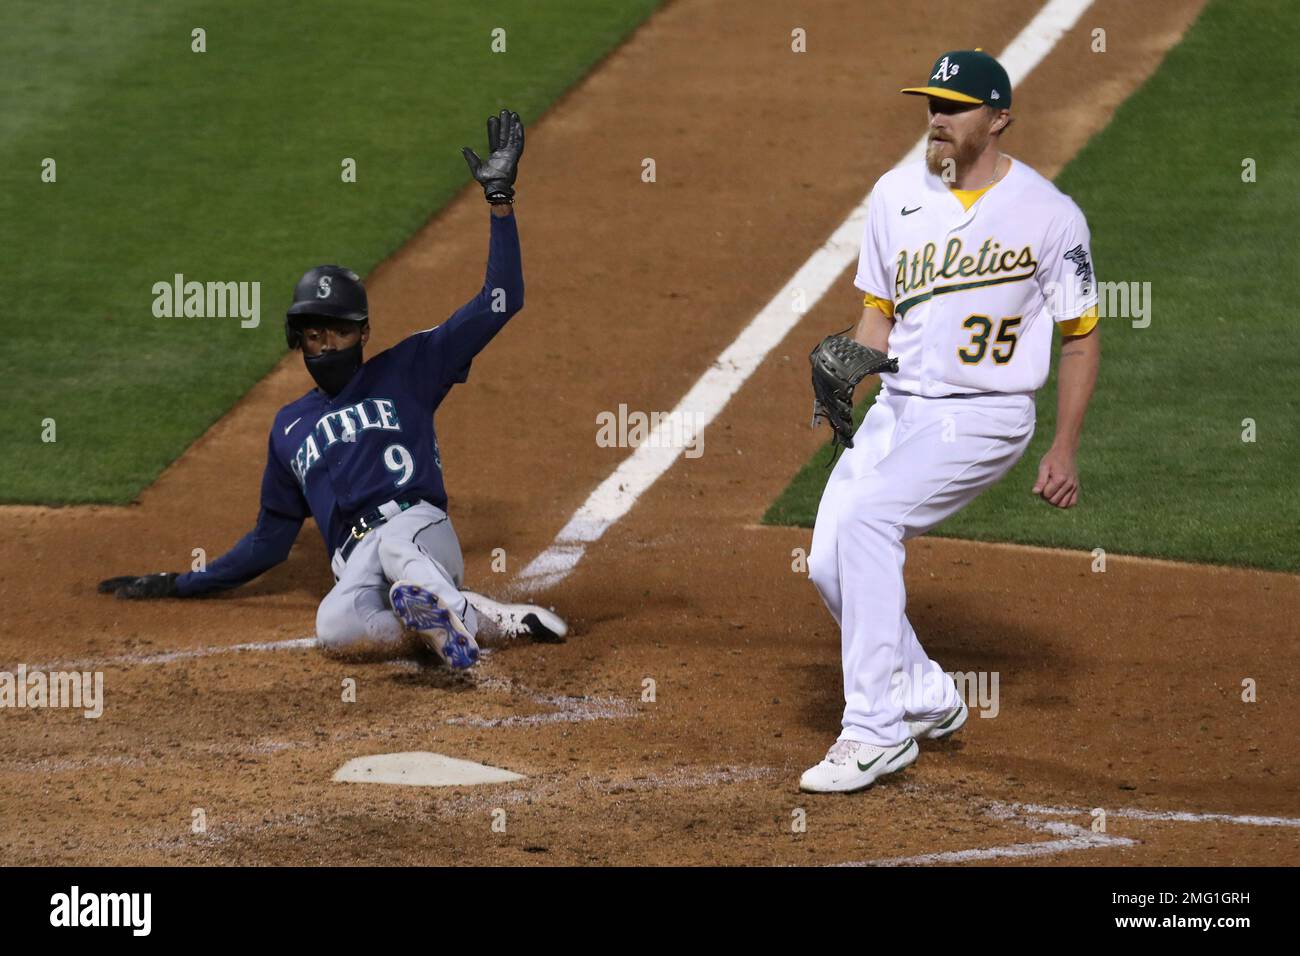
[6,0,1296,866]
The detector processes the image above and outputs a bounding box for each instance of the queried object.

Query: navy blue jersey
[176,211,522,597]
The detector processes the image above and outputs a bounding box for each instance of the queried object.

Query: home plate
[332,752,525,787]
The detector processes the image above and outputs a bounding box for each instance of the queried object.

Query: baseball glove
[462,109,524,205]
[98,572,179,600]
[809,331,899,451]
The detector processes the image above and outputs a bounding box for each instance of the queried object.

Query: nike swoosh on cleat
[856,752,883,772]
[888,739,916,763]
[856,738,914,772]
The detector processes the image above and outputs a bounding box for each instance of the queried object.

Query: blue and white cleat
[389,580,479,670]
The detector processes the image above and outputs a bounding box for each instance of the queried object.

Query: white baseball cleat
[906,698,968,741]
[388,580,479,669]
[462,591,568,643]
[799,737,918,793]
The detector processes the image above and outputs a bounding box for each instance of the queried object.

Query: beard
[925,127,991,181]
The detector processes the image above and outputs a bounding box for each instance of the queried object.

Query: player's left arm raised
[435,110,527,368]
[1033,324,1100,509]
[400,110,526,396]
[462,108,524,217]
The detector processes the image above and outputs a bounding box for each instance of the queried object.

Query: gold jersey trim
[1059,306,1099,337]
[862,292,896,318]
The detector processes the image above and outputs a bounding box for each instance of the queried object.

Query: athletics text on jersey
[855,158,1097,397]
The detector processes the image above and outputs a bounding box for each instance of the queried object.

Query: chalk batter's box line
[839,800,1300,866]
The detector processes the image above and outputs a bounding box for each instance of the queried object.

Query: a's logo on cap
[990,89,1000,100]
[932,56,960,82]
[316,276,332,299]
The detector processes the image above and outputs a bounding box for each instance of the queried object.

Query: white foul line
[515,0,1097,593]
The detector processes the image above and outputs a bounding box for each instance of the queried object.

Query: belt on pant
[337,495,425,564]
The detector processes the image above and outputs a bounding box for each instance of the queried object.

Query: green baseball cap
[900,49,1012,108]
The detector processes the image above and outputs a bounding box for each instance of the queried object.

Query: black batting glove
[462,109,524,205]
[98,572,180,600]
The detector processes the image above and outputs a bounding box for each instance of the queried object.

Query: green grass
[765,0,1300,572]
[0,0,659,503]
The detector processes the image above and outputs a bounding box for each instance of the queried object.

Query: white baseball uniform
[808,156,1097,746]
[315,502,477,657]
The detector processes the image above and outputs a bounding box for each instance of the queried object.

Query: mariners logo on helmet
[284,265,368,349]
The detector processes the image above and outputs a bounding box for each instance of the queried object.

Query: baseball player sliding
[99,110,566,669]
[802,51,1101,792]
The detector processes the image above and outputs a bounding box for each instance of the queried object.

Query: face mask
[304,342,363,397]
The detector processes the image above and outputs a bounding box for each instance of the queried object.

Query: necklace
[973,153,1007,189]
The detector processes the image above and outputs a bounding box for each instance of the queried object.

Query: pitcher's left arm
[1033,321,1100,509]
[1032,200,1101,510]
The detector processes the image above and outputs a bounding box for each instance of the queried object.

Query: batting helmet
[284,265,369,349]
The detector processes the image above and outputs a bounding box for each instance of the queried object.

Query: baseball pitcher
[98,110,566,669]
[802,52,1101,791]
